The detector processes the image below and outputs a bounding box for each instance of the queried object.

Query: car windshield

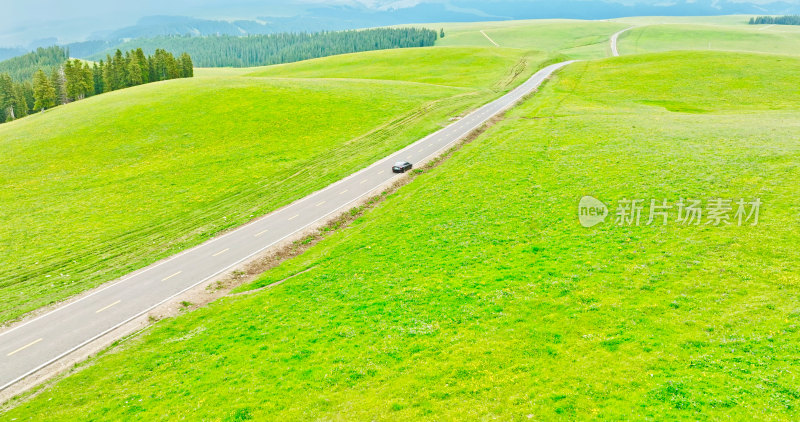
[394,162,407,167]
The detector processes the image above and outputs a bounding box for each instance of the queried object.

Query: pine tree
[102,55,114,92]
[12,83,29,118]
[112,50,126,90]
[20,80,35,112]
[93,62,105,94]
[440,28,445,38]
[82,62,95,97]
[147,56,157,83]
[166,53,180,80]
[64,60,79,101]
[51,66,67,105]
[135,48,150,83]
[33,69,56,111]
[180,53,194,78]
[153,49,167,81]
[127,53,143,86]
[0,73,14,122]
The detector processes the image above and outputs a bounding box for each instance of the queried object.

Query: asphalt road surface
[0,60,575,392]
[611,27,634,57]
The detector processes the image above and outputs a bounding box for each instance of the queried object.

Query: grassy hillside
[7,51,800,419]
[430,20,628,59]
[0,46,548,324]
[426,16,800,59]
[246,47,545,89]
[616,15,753,26]
[617,24,800,56]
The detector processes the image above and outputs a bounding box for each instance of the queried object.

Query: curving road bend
[610,27,635,57]
[0,60,577,393]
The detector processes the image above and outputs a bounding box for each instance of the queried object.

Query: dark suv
[392,161,413,173]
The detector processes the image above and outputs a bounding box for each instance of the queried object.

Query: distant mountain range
[83,5,493,43]
[81,1,800,44]
[3,0,800,61]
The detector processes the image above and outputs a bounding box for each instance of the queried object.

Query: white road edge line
[7,338,43,357]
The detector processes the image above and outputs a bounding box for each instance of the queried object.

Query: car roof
[394,161,409,166]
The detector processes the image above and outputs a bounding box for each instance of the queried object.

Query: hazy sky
[2,0,797,47]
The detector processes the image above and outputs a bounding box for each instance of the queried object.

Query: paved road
[480,30,500,47]
[0,60,575,392]
[610,27,635,57]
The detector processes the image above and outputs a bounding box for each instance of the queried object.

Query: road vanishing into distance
[611,27,634,57]
[0,60,576,392]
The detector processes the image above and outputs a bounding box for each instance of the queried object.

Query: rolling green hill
[424,16,800,59]
[0,46,549,324]
[618,23,800,56]
[431,20,628,59]
[616,15,754,26]
[7,51,799,420]
[245,47,546,89]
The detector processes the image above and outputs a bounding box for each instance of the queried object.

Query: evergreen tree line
[749,16,800,25]
[0,49,193,123]
[0,46,68,82]
[89,27,439,68]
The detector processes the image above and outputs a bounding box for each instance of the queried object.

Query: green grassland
[618,23,800,56]
[7,51,800,420]
[426,16,800,59]
[0,46,549,324]
[430,20,628,59]
[616,15,753,26]
[245,47,545,89]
